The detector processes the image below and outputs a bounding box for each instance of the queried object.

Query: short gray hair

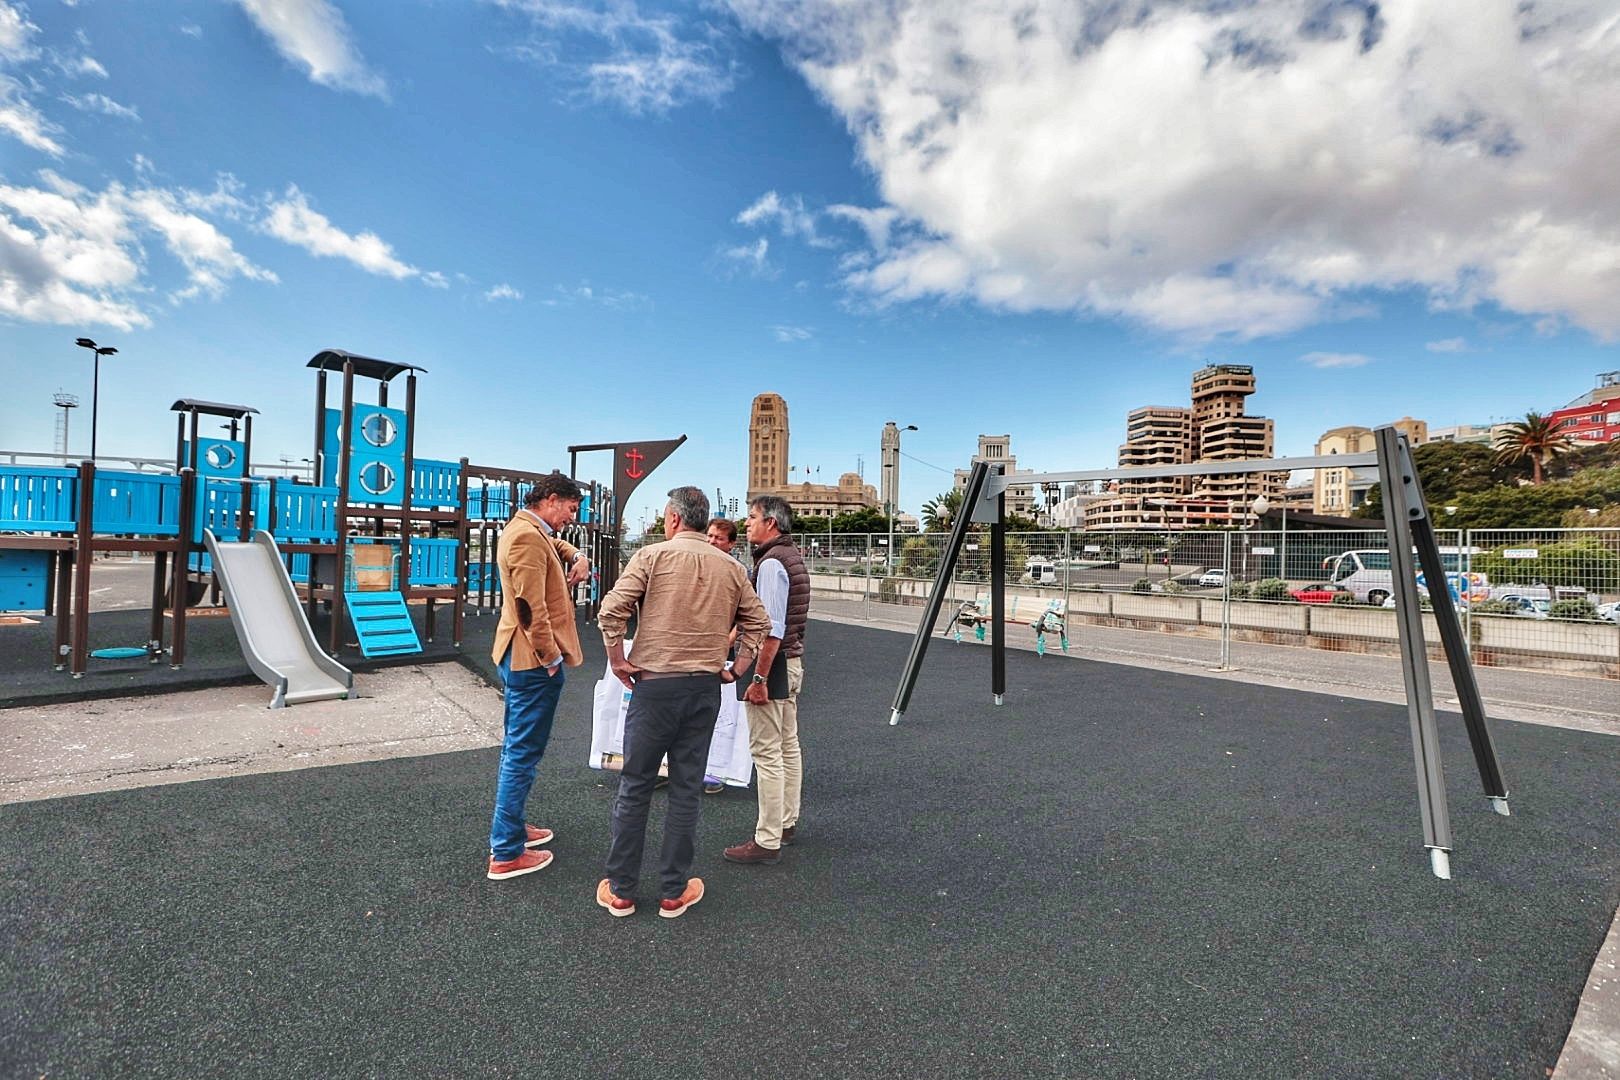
[666,486,710,532]
[749,494,792,535]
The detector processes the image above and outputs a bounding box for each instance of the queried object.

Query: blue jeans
[488,648,565,860]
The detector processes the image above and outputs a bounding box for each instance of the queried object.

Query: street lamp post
[74,337,118,464]
[885,423,917,575]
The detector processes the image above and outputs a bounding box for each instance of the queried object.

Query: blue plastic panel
[182,438,247,479]
[0,466,77,532]
[92,471,181,536]
[0,548,49,611]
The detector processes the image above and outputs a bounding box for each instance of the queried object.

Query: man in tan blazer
[486,472,592,881]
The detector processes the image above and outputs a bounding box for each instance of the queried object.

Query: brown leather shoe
[723,839,781,865]
[782,825,797,846]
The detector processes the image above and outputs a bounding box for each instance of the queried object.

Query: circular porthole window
[204,443,238,471]
[359,460,395,496]
[361,412,398,448]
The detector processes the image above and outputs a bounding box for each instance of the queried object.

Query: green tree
[829,507,893,533]
[1357,440,1521,520]
[1495,412,1574,485]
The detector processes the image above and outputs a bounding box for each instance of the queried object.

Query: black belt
[636,670,715,681]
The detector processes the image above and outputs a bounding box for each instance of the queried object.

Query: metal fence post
[863,533,872,620]
[1220,529,1232,670]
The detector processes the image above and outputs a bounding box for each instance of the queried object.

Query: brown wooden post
[70,460,95,677]
[52,548,72,671]
[454,456,469,648]
[331,362,355,655]
[171,468,196,668]
[148,549,167,663]
[401,371,417,635]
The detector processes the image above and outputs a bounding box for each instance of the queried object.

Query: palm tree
[920,488,963,532]
[1494,412,1572,485]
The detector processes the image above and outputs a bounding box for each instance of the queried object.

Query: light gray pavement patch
[0,661,504,805]
[811,597,1620,1078]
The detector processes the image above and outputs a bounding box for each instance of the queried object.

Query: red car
[1291,582,1347,604]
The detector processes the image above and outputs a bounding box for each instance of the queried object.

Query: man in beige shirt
[595,486,771,919]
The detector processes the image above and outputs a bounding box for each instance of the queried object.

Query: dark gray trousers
[605,674,720,900]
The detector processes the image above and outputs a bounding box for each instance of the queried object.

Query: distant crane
[52,390,79,457]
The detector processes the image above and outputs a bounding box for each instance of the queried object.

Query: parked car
[1291,582,1347,605]
[1598,602,1619,625]
[1198,569,1227,589]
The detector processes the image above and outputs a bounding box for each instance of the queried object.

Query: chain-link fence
[779,528,1618,678]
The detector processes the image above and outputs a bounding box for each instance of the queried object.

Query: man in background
[486,472,592,881]
[596,486,771,918]
[724,494,809,866]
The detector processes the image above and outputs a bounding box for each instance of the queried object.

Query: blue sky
[3,0,1618,530]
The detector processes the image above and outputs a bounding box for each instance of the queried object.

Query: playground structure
[890,428,1510,881]
[0,349,627,696]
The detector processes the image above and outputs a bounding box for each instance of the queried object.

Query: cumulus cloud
[491,0,734,113]
[56,53,106,79]
[772,324,812,342]
[1426,337,1468,353]
[1302,351,1372,369]
[235,0,388,98]
[0,171,277,328]
[728,0,1620,341]
[179,23,203,39]
[539,281,651,309]
[485,282,522,301]
[260,185,426,280]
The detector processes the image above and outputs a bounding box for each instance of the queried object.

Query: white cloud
[422,270,448,289]
[235,0,388,98]
[0,76,63,156]
[1302,351,1373,369]
[1425,337,1468,353]
[719,236,772,277]
[179,23,203,39]
[57,53,107,79]
[737,191,834,248]
[485,282,522,301]
[0,1,40,62]
[772,324,812,342]
[61,92,139,121]
[260,186,423,280]
[0,171,276,329]
[730,1,1620,341]
[491,0,734,113]
[539,281,651,309]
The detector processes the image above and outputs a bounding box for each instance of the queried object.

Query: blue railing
[195,478,271,543]
[409,538,461,586]
[412,459,462,509]
[468,481,532,520]
[272,484,340,542]
[92,471,181,536]
[0,466,77,532]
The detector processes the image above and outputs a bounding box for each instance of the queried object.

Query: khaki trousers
[745,657,804,850]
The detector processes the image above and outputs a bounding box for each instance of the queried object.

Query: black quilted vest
[752,535,809,659]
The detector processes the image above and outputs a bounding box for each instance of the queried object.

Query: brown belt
[635,670,715,681]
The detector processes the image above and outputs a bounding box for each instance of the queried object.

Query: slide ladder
[204,529,354,708]
[344,592,423,658]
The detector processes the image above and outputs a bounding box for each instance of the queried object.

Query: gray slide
[204,529,354,708]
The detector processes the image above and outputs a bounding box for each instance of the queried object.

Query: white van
[1322,548,1485,606]
[1023,557,1057,585]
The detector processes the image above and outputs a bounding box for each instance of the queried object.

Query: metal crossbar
[980,452,1379,495]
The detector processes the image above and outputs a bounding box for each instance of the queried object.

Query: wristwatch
[751,673,766,685]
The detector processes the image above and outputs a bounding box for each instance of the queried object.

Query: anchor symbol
[624,448,645,480]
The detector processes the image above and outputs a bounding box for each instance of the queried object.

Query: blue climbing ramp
[344,592,423,658]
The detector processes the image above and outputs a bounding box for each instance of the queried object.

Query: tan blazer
[491,513,584,671]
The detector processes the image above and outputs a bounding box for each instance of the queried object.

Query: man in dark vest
[724,494,810,865]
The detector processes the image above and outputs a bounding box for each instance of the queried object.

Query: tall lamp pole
[885,423,917,570]
[74,337,118,463]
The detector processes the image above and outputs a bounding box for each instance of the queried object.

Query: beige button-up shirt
[598,531,772,674]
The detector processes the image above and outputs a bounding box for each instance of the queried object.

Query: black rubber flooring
[4,621,1618,1078]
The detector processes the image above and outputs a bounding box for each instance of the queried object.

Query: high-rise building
[746,392,879,517]
[1085,364,1283,530]
[1313,418,1427,515]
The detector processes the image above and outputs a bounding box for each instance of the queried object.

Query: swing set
[889,426,1508,880]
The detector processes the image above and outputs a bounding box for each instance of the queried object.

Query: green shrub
[1252,577,1291,602]
[1130,577,1153,593]
[1549,598,1600,621]
[1473,599,1516,615]
[877,577,900,603]
[1163,580,1184,594]
[1229,580,1252,599]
